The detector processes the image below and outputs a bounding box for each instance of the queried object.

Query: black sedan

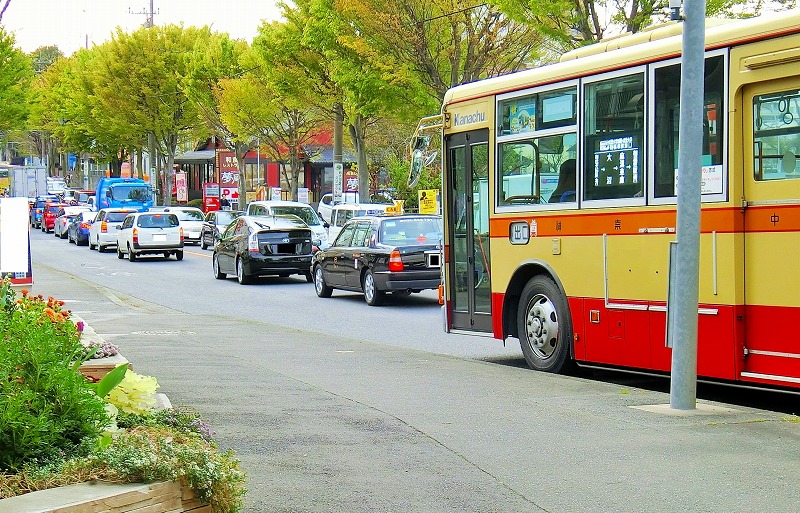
[200,209,243,250]
[312,214,443,306]
[212,214,314,285]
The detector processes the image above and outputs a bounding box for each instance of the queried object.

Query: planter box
[0,480,209,513]
[79,353,130,381]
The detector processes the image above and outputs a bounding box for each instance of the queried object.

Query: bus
[416,11,800,390]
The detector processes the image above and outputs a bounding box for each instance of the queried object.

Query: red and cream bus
[423,11,800,389]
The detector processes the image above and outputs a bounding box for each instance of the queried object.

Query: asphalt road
[24,228,800,512]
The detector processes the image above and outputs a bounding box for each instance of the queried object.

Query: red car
[41,203,69,233]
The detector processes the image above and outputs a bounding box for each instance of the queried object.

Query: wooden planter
[0,480,209,513]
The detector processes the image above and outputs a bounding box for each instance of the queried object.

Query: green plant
[188,198,204,209]
[0,283,110,472]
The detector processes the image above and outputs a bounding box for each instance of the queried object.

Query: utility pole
[130,0,157,27]
[668,0,706,410]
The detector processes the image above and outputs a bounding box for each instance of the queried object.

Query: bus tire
[517,275,572,373]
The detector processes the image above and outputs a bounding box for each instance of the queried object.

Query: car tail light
[100,221,108,233]
[179,227,184,242]
[248,233,259,253]
[80,222,91,230]
[132,228,138,244]
[388,249,404,272]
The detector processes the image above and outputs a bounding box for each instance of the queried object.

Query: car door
[323,222,357,287]
[216,219,241,273]
[345,221,374,288]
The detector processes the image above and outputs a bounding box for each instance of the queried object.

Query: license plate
[153,234,167,242]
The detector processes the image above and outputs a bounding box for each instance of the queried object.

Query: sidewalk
[28,264,800,513]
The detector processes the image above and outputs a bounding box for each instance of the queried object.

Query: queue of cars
[36,196,444,305]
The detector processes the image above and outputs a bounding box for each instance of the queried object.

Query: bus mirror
[409,135,433,187]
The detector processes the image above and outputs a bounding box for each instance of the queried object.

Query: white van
[246,200,330,250]
[327,203,393,242]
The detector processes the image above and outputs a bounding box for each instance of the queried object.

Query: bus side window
[753,89,800,181]
[583,73,645,201]
[654,55,726,197]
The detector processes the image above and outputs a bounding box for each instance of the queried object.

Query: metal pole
[669,0,706,410]
[333,103,343,204]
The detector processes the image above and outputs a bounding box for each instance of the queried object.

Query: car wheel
[98,244,106,253]
[127,244,136,262]
[363,269,384,306]
[175,250,184,261]
[304,271,313,283]
[517,275,573,374]
[88,238,95,250]
[213,254,226,280]
[236,258,251,285]
[201,237,208,250]
[60,231,67,239]
[314,266,332,298]
[117,246,124,259]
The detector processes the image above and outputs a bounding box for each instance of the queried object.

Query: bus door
[446,129,492,333]
[743,79,800,386]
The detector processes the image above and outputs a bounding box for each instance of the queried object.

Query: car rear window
[379,218,443,246]
[174,210,204,221]
[137,214,179,228]
[106,212,132,222]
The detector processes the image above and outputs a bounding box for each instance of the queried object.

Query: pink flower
[76,321,85,333]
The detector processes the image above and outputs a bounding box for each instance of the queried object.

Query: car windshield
[80,212,94,221]
[379,218,443,246]
[137,214,179,228]
[106,212,132,222]
[172,210,204,221]
[110,185,151,201]
[216,211,242,225]
[270,206,320,226]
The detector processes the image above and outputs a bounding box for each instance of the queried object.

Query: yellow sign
[386,199,405,214]
[418,189,438,214]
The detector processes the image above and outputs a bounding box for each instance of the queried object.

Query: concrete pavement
[27,262,800,513]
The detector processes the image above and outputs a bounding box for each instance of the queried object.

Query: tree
[215,75,327,200]
[334,0,548,102]
[0,28,32,137]
[91,25,212,205]
[184,34,254,206]
[30,45,64,74]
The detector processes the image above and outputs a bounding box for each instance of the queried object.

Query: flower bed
[0,279,246,512]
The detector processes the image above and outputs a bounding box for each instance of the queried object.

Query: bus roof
[443,10,800,106]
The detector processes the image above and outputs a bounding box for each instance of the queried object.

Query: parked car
[88,208,138,252]
[326,202,393,242]
[41,203,70,233]
[312,214,443,306]
[212,215,314,285]
[54,205,92,238]
[116,211,184,261]
[29,195,59,229]
[67,211,95,246]
[151,206,205,245]
[200,209,243,250]
[245,200,330,250]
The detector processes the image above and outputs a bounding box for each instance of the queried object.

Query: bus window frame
[580,66,648,209]
[647,49,729,205]
[496,79,579,214]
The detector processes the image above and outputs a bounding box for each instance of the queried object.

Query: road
[25,228,800,513]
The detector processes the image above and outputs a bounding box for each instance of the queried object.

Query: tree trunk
[348,116,369,202]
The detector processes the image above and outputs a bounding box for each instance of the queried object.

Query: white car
[88,208,138,252]
[116,211,184,261]
[327,203,393,242]
[246,200,330,250]
[153,206,205,245]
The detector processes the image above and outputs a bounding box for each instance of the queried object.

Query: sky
[2,0,283,55]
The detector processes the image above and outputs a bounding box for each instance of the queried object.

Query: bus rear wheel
[517,275,572,373]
